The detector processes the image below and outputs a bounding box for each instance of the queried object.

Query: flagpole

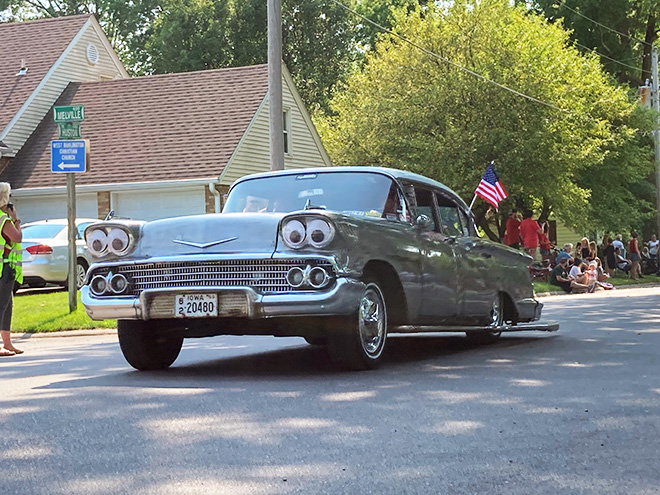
[469,194,477,210]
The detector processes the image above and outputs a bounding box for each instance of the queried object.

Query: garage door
[111,188,205,221]
[15,194,98,223]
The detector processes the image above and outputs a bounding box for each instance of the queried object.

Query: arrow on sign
[57,162,80,170]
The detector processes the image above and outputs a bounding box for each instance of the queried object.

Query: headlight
[108,228,130,255]
[90,274,107,296]
[87,230,108,257]
[306,219,334,248]
[282,219,306,249]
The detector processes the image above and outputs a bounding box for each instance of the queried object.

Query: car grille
[88,259,336,296]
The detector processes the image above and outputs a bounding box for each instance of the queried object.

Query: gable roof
[0,64,270,190]
[0,14,92,136]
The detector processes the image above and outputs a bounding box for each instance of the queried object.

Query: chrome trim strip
[172,237,238,249]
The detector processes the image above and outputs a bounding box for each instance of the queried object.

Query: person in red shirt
[504,209,521,249]
[538,221,553,261]
[520,209,543,258]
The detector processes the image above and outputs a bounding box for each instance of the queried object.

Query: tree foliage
[528,0,660,87]
[317,0,655,238]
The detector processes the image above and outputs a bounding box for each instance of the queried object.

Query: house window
[283,109,291,155]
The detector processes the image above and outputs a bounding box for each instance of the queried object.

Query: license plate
[175,294,218,318]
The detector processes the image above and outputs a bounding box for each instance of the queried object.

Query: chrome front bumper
[81,277,365,321]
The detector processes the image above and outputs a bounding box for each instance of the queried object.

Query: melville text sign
[54,105,84,123]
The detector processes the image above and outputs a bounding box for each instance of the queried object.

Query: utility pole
[653,45,660,236]
[268,0,284,171]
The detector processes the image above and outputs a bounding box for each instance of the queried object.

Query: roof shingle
[0,14,92,134]
[1,64,269,189]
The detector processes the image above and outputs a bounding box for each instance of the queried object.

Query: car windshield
[21,224,66,239]
[224,171,399,217]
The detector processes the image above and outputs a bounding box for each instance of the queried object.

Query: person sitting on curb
[571,262,596,293]
[550,257,573,293]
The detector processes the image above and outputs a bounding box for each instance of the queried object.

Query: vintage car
[81,167,557,371]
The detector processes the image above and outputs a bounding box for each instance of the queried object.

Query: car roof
[230,166,470,211]
[23,218,100,226]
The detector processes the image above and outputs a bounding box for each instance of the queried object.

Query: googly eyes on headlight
[108,228,130,255]
[281,217,335,249]
[306,219,334,248]
[282,220,306,249]
[87,230,108,256]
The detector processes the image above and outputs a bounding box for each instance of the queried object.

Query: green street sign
[58,122,81,139]
[54,104,84,123]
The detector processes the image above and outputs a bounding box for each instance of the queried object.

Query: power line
[554,0,651,47]
[329,0,567,113]
[572,41,642,72]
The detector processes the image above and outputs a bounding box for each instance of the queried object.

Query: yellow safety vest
[0,214,22,283]
[8,241,22,284]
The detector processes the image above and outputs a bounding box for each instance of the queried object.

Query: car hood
[134,213,285,259]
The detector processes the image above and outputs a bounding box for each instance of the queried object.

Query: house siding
[220,74,330,187]
[3,21,125,153]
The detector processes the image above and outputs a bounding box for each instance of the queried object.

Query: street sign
[54,104,84,123]
[57,122,81,139]
[51,140,87,173]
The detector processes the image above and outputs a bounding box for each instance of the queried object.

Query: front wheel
[328,280,388,370]
[466,293,503,345]
[118,320,184,370]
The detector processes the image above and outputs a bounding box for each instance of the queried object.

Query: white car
[21,218,100,289]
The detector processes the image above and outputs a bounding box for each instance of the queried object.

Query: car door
[436,193,496,324]
[408,185,459,324]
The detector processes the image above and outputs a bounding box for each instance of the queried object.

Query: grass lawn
[13,291,116,333]
[534,273,660,294]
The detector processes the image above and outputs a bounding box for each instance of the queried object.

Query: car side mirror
[415,214,431,229]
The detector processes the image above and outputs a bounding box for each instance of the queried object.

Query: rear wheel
[466,293,503,345]
[328,279,388,370]
[118,320,184,370]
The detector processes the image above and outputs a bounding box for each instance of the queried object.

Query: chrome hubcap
[488,295,503,336]
[76,265,86,289]
[358,284,386,358]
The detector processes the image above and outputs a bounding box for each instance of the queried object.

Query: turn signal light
[26,244,53,255]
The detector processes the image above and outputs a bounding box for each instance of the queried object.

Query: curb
[15,328,117,340]
[536,281,660,297]
[13,283,660,337]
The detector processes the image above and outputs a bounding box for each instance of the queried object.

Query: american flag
[474,163,508,209]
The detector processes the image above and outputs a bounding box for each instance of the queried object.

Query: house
[0,14,127,168]
[0,16,331,222]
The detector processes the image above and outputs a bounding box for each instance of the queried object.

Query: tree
[145,0,232,74]
[529,0,660,87]
[317,0,654,239]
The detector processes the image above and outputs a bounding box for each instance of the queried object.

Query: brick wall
[97,191,110,219]
[205,184,230,213]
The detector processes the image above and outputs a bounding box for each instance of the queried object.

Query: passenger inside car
[242,195,269,212]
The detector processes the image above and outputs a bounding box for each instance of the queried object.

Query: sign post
[52,104,86,312]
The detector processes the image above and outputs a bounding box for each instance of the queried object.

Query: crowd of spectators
[503,208,656,294]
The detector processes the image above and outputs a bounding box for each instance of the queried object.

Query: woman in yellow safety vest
[0,182,22,356]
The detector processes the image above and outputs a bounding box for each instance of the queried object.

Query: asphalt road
[1,288,659,495]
